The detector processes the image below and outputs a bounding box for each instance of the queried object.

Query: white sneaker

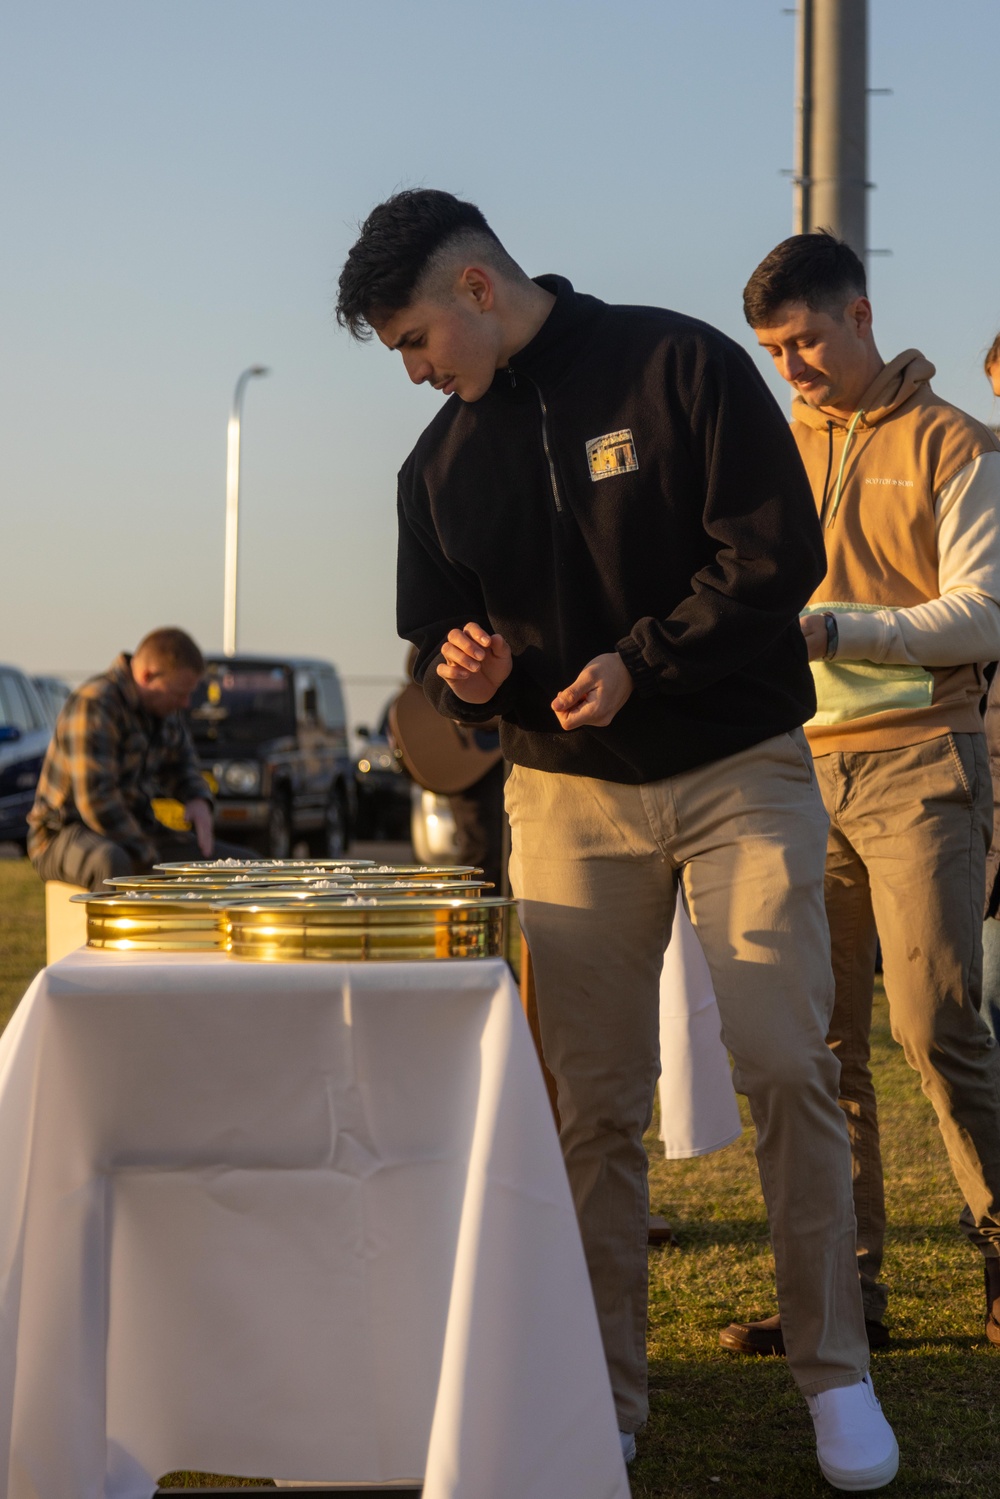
[619,1430,637,1464]
[806,1373,899,1491]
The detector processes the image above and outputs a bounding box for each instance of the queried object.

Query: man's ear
[847,295,874,340]
[457,265,496,313]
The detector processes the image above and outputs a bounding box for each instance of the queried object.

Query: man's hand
[552,653,634,730]
[800,614,828,663]
[437,623,512,705]
[185,797,215,857]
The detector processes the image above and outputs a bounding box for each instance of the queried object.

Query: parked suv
[186,656,356,858]
[353,700,411,840]
[0,666,52,849]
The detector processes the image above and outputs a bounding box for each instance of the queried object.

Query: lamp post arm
[222,365,269,658]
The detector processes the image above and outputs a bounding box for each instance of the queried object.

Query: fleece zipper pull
[826,409,866,528]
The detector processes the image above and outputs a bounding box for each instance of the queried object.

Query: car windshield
[188,664,294,745]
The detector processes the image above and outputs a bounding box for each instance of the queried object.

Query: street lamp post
[223,365,269,657]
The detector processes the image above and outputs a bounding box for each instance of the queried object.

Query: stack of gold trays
[74,888,230,952]
[227,894,514,963]
[75,859,509,959]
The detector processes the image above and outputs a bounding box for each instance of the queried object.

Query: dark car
[0,666,52,849]
[353,701,411,840]
[186,656,356,858]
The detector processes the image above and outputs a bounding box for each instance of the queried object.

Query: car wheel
[308,789,348,858]
[265,796,293,859]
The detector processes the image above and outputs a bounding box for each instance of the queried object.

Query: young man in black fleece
[336,190,898,1491]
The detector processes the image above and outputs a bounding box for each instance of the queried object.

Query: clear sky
[2,0,998,730]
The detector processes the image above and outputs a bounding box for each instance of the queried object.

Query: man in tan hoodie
[721,230,1000,1355]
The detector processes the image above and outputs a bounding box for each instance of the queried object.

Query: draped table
[0,949,628,1499]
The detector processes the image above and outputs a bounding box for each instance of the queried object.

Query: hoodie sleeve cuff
[426,652,519,722]
[831,611,890,661]
[616,636,663,699]
[437,684,512,723]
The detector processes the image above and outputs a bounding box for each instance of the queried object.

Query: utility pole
[222,365,269,658]
[793,0,868,258]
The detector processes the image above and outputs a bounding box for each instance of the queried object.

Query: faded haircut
[743,230,867,329]
[336,188,527,341]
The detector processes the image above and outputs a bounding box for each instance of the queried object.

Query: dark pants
[447,762,507,893]
[32,823,250,891]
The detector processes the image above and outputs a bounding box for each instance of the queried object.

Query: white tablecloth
[0,950,628,1499]
[658,903,743,1159]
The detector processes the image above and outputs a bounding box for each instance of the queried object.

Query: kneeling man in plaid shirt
[28,627,243,889]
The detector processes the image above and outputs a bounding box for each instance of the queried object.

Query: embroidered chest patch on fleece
[586,429,638,481]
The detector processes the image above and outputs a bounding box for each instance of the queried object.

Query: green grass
[3,859,998,1493]
[638,980,1000,1496]
[0,856,45,1030]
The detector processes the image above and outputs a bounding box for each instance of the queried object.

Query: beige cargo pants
[814,731,1000,1323]
[506,730,868,1434]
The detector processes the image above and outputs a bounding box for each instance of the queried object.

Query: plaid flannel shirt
[27,653,210,864]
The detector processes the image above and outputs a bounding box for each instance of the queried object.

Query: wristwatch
[822,612,839,660]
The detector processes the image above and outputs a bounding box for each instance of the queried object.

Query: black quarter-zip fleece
[396,275,825,783]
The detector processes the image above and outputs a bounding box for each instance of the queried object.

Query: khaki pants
[815,732,1000,1322]
[506,731,868,1433]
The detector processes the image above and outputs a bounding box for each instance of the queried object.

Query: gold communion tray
[347,864,482,881]
[227,895,514,962]
[153,859,377,877]
[231,877,493,901]
[75,891,229,952]
[105,875,301,894]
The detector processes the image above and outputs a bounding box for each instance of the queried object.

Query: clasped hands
[437,622,633,730]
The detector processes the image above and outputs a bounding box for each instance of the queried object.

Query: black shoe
[648,1214,674,1247]
[985,1258,1000,1346]
[719,1312,890,1355]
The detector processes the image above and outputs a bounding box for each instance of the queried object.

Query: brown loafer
[719,1312,890,1355]
[985,1258,1000,1345]
[719,1311,786,1355]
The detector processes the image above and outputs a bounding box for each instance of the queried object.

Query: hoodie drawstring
[826,409,865,528]
[820,421,834,515]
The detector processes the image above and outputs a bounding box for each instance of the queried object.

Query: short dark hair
[336,189,517,340]
[134,627,204,675]
[985,332,1000,376]
[743,230,867,328]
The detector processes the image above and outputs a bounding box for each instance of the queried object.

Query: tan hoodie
[791,350,1000,754]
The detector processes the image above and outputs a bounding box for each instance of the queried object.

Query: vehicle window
[0,674,19,728]
[317,672,346,730]
[0,672,44,731]
[18,677,48,731]
[188,664,295,745]
[33,678,69,725]
[295,672,317,722]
